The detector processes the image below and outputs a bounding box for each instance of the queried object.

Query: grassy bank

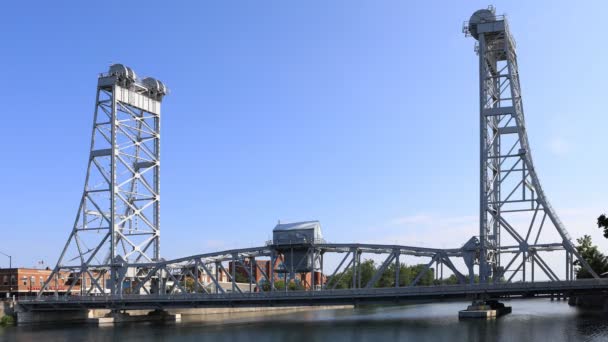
[0,315,15,326]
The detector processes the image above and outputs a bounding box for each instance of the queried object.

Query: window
[40,277,44,286]
[2,275,7,286]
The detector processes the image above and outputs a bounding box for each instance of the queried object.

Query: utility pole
[0,251,12,298]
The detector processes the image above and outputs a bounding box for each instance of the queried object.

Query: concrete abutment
[16,305,354,325]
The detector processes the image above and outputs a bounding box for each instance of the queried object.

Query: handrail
[20,278,608,304]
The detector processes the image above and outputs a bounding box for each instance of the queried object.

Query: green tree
[377,263,434,287]
[331,259,377,288]
[0,315,15,326]
[575,235,608,279]
[598,214,608,238]
[358,259,376,287]
[442,274,461,285]
[185,277,195,292]
[409,264,434,286]
[257,279,303,291]
[328,260,437,289]
[377,263,399,287]
[333,268,352,289]
[274,280,286,290]
[288,281,304,291]
[234,271,249,283]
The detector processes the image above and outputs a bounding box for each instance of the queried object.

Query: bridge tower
[464,7,597,283]
[41,64,167,295]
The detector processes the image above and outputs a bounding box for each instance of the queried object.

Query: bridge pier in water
[88,310,181,325]
[459,300,512,319]
[16,305,354,325]
[15,307,181,326]
[16,309,90,325]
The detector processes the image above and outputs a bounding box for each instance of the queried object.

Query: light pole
[0,251,12,298]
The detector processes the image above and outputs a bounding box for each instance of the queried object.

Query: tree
[328,259,437,289]
[575,235,608,279]
[331,259,377,288]
[185,277,196,293]
[332,265,354,289]
[377,263,399,288]
[257,279,304,291]
[274,280,286,290]
[442,274,461,285]
[288,281,303,291]
[234,272,249,283]
[409,264,434,286]
[385,263,435,287]
[598,214,608,238]
[358,259,376,287]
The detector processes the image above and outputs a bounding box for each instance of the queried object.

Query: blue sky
[0,1,606,267]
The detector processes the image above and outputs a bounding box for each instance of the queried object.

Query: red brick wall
[0,268,87,294]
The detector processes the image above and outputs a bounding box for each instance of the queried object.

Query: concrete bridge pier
[16,306,181,325]
[89,309,181,325]
[16,308,90,325]
[459,300,512,319]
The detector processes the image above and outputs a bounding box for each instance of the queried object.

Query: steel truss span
[26,241,608,310]
[34,7,598,307]
[22,278,608,311]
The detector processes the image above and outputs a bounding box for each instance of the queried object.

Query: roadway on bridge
[20,279,608,311]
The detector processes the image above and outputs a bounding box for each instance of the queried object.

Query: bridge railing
[20,278,608,305]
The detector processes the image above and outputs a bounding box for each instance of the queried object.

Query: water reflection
[2,299,608,342]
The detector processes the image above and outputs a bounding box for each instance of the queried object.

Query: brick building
[0,268,97,297]
[228,257,326,291]
[228,259,272,284]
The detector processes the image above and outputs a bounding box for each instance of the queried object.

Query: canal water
[1,299,608,341]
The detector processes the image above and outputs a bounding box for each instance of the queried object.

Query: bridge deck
[19,279,608,311]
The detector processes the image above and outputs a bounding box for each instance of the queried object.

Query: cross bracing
[464,7,597,283]
[40,65,166,296]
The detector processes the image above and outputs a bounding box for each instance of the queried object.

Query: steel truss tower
[42,65,167,295]
[464,7,597,283]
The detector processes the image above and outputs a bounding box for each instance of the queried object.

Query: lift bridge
[21,7,608,312]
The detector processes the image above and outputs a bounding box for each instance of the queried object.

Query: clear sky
[0,1,606,268]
